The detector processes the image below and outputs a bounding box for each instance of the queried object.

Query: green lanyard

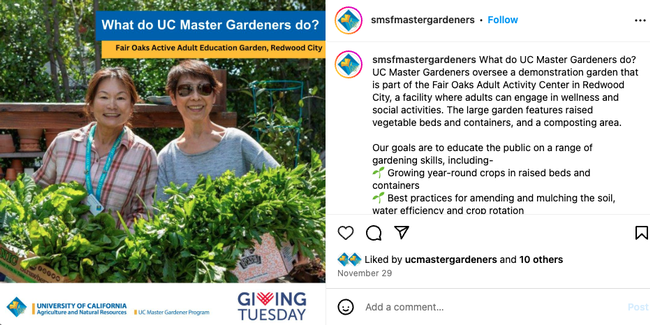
[85,125,124,202]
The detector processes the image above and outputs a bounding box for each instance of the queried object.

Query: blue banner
[96,11,325,41]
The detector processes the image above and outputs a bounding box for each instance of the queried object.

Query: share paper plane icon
[394,226,409,239]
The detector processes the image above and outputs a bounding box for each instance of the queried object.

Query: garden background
[0,0,326,169]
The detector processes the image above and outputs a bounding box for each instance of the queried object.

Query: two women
[35,61,278,227]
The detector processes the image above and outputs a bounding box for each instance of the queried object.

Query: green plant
[133,127,183,153]
[0,175,127,282]
[0,151,325,282]
[109,150,325,283]
[248,110,308,168]
[246,86,323,168]
[373,192,385,204]
[105,208,235,283]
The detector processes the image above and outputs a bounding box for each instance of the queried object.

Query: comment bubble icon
[366,225,382,241]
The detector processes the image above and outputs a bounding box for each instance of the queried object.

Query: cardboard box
[0,242,80,283]
[231,233,297,283]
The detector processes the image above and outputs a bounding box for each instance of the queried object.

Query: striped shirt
[32,123,158,229]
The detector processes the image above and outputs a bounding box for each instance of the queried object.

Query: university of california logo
[335,51,363,79]
[335,7,362,34]
[338,253,361,266]
[7,297,27,317]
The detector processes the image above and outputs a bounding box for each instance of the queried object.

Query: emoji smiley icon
[338,299,354,315]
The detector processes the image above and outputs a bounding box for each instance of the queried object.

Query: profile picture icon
[335,51,363,79]
[338,253,349,266]
[335,7,362,34]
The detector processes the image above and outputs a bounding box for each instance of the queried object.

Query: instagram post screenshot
[1,0,648,324]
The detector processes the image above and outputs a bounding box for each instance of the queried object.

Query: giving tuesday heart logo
[256,292,274,306]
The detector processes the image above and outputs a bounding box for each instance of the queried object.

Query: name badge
[86,194,104,216]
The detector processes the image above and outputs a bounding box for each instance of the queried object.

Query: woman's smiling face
[171,74,216,124]
[91,78,133,129]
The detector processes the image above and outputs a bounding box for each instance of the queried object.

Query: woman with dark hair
[157,60,313,268]
[155,60,279,200]
[33,67,158,230]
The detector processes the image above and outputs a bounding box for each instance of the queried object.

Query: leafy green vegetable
[0,175,127,282]
[111,149,325,283]
[0,152,325,283]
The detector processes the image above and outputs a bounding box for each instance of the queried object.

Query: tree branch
[71,0,88,87]
[41,0,61,101]
[94,0,101,72]
[51,0,72,102]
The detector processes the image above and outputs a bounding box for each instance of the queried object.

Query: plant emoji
[373,192,385,204]
[373,166,385,178]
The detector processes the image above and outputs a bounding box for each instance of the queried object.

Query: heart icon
[338,226,354,240]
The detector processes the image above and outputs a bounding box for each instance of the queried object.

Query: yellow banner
[102,41,325,59]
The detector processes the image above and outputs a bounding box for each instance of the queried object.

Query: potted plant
[17,129,43,152]
[0,134,15,153]
[44,129,68,148]
[10,159,23,174]
[4,168,17,181]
